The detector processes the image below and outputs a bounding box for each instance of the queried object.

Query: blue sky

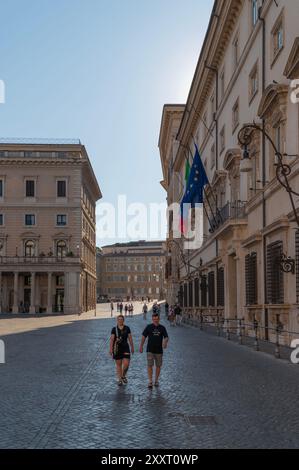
[0,0,214,246]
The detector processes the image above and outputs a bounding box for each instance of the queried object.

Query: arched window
[56,240,67,258]
[25,240,35,257]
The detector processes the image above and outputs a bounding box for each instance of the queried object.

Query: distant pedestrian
[142,303,148,320]
[129,303,134,317]
[168,306,175,326]
[110,315,134,386]
[165,302,169,318]
[139,313,169,389]
[152,302,159,315]
[119,302,123,314]
[110,301,114,317]
[124,304,128,316]
[174,304,182,326]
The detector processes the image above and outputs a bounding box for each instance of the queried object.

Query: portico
[0,262,81,315]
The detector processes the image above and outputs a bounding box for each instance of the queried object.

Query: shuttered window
[266,241,284,304]
[217,267,225,307]
[245,252,258,305]
[208,271,215,307]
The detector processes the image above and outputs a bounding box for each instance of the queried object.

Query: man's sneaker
[148,382,153,389]
[118,380,123,386]
[122,376,128,384]
[154,382,159,387]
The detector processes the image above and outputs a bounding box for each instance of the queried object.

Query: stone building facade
[159,0,299,342]
[0,139,102,315]
[100,240,166,301]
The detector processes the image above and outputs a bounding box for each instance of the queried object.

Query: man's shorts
[147,352,163,367]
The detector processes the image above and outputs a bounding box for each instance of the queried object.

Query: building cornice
[176,0,243,165]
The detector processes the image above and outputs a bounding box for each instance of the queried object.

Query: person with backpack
[110,315,134,386]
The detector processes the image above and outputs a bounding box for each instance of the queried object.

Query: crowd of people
[110,301,135,317]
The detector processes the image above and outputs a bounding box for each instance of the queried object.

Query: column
[47,272,52,314]
[29,272,36,314]
[12,272,19,314]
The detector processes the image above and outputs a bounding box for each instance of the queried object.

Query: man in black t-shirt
[139,313,169,389]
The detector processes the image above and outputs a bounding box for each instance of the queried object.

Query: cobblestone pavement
[0,303,299,449]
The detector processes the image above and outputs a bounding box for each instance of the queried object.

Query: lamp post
[238,123,299,227]
[238,123,298,274]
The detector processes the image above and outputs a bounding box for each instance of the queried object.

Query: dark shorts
[113,351,131,361]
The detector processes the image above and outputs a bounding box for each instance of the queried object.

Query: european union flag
[180,145,209,234]
[182,145,209,207]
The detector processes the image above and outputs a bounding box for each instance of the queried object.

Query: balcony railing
[218,200,247,224]
[0,256,81,265]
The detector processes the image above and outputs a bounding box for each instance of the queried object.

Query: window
[217,267,225,307]
[0,179,3,198]
[271,11,284,65]
[266,241,284,304]
[25,240,35,257]
[56,275,64,286]
[252,0,259,28]
[24,275,31,287]
[245,253,258,305]
[232,99,239,133]
[0,238,4,256]
[57,214,67,226]
[208,271,215,307]
[249,63,259,102]
[220,126,225,153]
[0,214,3,226]
[56,240,67,258]
[57,180,66,198]
[25,180,35,198]
[25,214,35,226]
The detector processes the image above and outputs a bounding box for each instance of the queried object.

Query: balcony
[0,256,81,266]
[208,201,247,234]
[219,200,247,223]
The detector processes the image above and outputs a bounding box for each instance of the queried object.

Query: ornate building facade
[159,0,299,343]
[100,240,166,301]
[0,139,101,315]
